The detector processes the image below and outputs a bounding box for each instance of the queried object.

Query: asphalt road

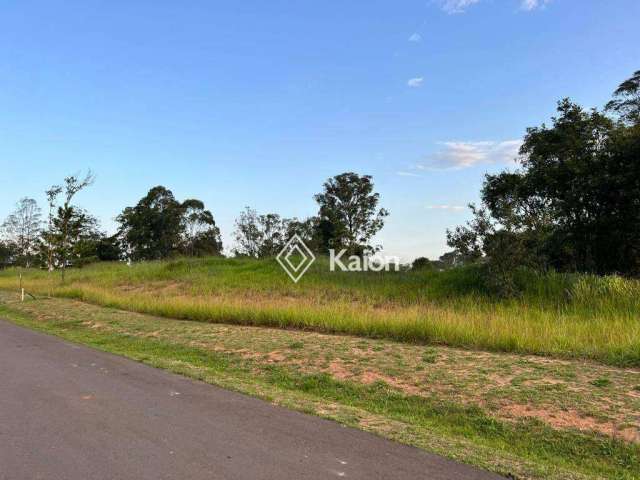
[0,319,505,480]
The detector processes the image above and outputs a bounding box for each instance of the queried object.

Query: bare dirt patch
[266,351,286,363]
[328,360,353,380]
[360,370,422,396]
[500,404,640,443]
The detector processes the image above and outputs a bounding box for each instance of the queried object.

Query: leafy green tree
[285,216,326,252]
[0,240,16,269]
[437,251,467,269]
[118,187,222,260]
[95,235,122,261]
[1,197,42,267]
[449,71,640,293]
[187,229,224,257]
[66,210,103,266]
[39,207,102,269]
[233,207,290,258]
[42,172,95,279]
[117,186,186,261]
[314,172,389,255]
[411,257,433,271]
[181,199,222,256]
[606,70,640,125]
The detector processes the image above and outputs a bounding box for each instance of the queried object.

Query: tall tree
[117,186,185,261]
[44,185,62,271]
[2,198,42,267]
[448,70,640,293]
[118,187,221,260]
[181,199,222,256]
[314,172,388,255]
[43,172,95,280]
[233,207,290,258]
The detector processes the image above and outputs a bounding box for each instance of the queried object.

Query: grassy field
[0,292,639,480]
[0,257,639,366]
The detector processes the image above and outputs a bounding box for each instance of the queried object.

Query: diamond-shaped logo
[276,234,316,283]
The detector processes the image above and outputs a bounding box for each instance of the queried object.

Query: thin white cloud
[426,205,466,211]
[407,77,424,88]
[439,0,480,14]
[437,0,551,13]
[418,140,522,170]
[520,0,551,10]
[396,171,422,177]
[408,33,422,43]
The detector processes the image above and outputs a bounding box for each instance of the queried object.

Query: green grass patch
[421,347,439,364]
[0,257,639,367]
[590,378,612,388]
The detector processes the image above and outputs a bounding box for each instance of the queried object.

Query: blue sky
[1,0,638,261]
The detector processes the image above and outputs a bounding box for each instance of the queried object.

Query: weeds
[1,257,639,366]
[591,378,612,388]
[422,348,439,364]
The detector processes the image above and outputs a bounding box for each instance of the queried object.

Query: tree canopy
[448,69,640,294]
[118,186,222,261]
[606,70,640,125]
[233,208,291,258]
[314,172,388,255]
[1,197,42,267]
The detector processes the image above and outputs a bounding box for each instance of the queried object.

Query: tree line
[2,69,638,292]
[0,172,389,272]
[445,69,640,294]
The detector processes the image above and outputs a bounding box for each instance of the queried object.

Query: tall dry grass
[1,257,638,366]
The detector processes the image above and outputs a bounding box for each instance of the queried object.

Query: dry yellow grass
[1,256,639,366]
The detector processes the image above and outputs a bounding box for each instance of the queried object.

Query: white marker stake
[21,288,25,302]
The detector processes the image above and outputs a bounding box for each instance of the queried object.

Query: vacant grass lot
[0,292,638,480]
[0,257,639,366]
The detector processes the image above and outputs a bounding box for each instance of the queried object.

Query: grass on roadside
[1,257,639,367]
[1,292,639,480]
